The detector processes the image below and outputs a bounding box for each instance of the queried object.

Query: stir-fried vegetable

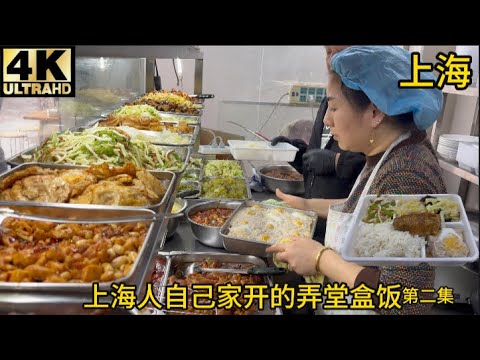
[204,160,243,177]
[113,104,161,119]
[363,197,396,224]
[22,126,184,171]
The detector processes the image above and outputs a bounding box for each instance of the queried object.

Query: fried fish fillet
[393,212,441,236]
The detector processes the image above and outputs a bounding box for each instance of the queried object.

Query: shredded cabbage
[113,104,161,119]
[116,126,190,145]
[23,126,184,171]
[204,160,243,177]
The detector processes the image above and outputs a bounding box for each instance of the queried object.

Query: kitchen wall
[157,46,327,140]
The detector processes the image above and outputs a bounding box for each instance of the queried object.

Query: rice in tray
[354,223,425,258]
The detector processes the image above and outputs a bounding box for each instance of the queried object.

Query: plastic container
[342,194,479,267]
[228,140,299,161]
[456,142,479,175]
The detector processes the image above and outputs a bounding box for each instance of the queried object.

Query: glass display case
[59,57,147,129]
[0,46,204,160]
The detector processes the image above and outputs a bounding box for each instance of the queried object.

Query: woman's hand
[277,189,346,218]
[276,189,306,210]
[266,236,323,276]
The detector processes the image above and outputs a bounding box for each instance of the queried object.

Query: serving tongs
[227,121,270,142]
[177,189,200,199]
[0,207,178,225]
[188,263,286,276]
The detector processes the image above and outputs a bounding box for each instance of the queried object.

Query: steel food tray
[0,204,171,314]
[155,252,282,315]
[7,144,192,177]
[220,200,318,258]
[193,160,252,202]
[84,119,200,147]
[0,163,177,214]
[99,111,201,125]
[157,111,201,124]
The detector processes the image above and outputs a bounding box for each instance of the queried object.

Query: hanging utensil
[227,121,270,142]
[189,263,286,276]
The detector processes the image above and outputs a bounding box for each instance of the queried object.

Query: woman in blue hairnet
[267,46,447,315]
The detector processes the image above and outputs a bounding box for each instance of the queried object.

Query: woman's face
[324,74,372,153]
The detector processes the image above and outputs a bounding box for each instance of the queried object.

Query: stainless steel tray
[157,111,201,125]
[0,163,177,213]
[99,111,201,125]
[7,144,192,177]
[84,120,200,147]
[156,252,282,315]
[0,204,170,314]
[181,168,201,181]
[220,200,318,258]
[195,161,252,202]
[146,124,200,147]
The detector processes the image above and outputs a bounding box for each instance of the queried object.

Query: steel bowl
[166,198,188,238]
[186,200,242,248]
[258,165,304,195]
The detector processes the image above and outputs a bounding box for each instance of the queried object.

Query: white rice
[354,223,425,258]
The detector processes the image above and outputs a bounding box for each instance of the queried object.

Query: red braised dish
[190,208,234,227]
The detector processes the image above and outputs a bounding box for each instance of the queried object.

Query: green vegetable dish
[204,160,243,177]
[363,197,396,224]
[182,170,199,181]
[112,104,161,119]
[187,157,203,170]
[201,177,248,199]
[22,127,184,171]
[178,182,199,193]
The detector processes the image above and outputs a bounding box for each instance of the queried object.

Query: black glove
[302,149,337,176]
[271,136,291,146]
[271,136,307,150]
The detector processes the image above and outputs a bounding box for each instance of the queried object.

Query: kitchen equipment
[196,160,252,202]
[228,140,299,162]
[189,263,286,276]
[437,134,479,162]
[7,144,192,179]
[456,142,479,175]
[166,198,188,238]
[186,200,242,248]
[258,164,304,195]
[220,200,318,257]
[155,252,283,315]
[227,121,270,142]
[0,204,167,314]
[0,163,177,214]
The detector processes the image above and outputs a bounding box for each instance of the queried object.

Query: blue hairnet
[330,46,443,130]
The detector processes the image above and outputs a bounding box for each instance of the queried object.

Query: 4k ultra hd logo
[0,47,75,97]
